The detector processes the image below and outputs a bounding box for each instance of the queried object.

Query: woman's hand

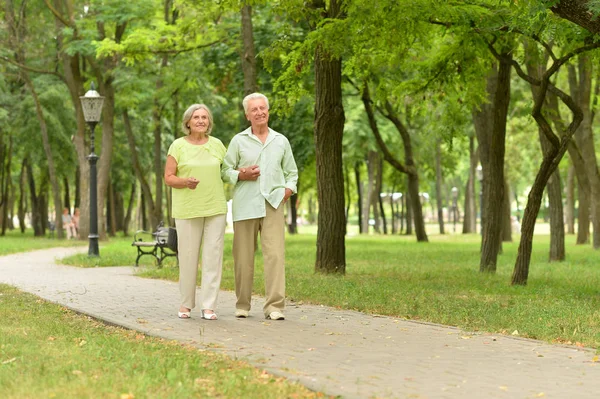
[186,177,199,189]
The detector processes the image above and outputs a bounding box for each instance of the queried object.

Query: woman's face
[188,108,210,135]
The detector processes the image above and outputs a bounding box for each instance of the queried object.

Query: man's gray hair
[242,93,269,113]
[181,104,214,136]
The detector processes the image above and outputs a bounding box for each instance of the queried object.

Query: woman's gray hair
[181,104,214,135]
[242,93,269,113]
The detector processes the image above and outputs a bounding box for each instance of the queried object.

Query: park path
[0,247,598,399]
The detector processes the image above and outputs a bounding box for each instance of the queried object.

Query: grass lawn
[34,226,599,350]
[0,227,600,349]
[0,230,83,256]
[0,284,322,399]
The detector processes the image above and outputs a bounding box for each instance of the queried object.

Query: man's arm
[282,139,298,194]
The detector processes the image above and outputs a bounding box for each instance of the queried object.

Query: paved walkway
[1,247,598,399]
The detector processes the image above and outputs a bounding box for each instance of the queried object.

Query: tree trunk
[479,55,511,273]
[565,164,575,234]
[23,74,64,239]
[152,94,164,228]
[435,139,445,234]
[576,180,591,244]
[568,56,600,248]
[313,27,346,273]
[502,179,512,242]
[545,79,590,243]
[405,187,413,235]
[107,178,117,237]
[0,136,12,235]
[360,83,428,241]
[511,45,584,285]
[550,0,600,34]
[18,158,26,233]
[123,109,158,227]
[368,150,381,233]
[354,163,363,234]
[26,160,42,236]
[123,182,136,236]
[525,51,566,260]
[240,4,259,95]
[463,137,477,233]
[287,192,298,234]
[546,167,565,261]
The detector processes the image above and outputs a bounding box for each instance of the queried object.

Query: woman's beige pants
[176,214,226,311]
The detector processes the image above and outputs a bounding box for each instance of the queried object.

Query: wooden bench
[131,224,177,268]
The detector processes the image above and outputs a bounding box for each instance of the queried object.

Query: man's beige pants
[233,202,285,317]
[176,214,226,311]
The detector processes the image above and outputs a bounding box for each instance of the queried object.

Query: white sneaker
[235,309,249,318]
[266,311,285,320]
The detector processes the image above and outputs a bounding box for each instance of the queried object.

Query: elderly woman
[164,104,227,320]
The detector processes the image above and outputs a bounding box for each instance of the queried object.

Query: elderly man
[222,92,298,320]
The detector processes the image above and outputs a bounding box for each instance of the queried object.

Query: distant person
[72,208,80,238]
[164,104,227,320]
[222,92,298,320]
[62,208,77,239]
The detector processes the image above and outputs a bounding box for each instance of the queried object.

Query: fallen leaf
[47,336,56,341]
[511,330,519,336]
[120,393,135,399]
[79,340,87,347]
[536,393,545,397]
[72,370,83,375]
[461,336,472,340]
[2,358,17,365]
[592,356,598,363]
[498,386,508,391]
[307,348,316,351]
[259,370,270,379]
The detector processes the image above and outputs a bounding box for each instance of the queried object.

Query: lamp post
[476,164,483,236]
[79,83,104,257]
[451,186,458,233]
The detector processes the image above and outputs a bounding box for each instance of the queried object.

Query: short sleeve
[167,140,181,163]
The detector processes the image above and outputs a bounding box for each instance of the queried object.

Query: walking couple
[164,93,298,321]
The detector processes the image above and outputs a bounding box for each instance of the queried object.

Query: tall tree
[360,83,428,242]
[310,0,346,274]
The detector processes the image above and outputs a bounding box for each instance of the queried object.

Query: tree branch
[42,0,72,28]
[0,56,63,80]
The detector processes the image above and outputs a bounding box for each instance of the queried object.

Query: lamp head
[79,82,105,123]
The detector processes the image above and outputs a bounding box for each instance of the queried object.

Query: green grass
[3,227,600,351]
[0,284,324,399]
[0,229,84,255]
[58,229,600,350]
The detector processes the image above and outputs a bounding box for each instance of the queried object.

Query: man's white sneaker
[266,311,285,320]
[235,309,249,318]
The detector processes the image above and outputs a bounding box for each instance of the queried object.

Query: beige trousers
[176,214,226,311]
[233,201,285,317]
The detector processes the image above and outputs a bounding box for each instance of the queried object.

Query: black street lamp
[79,83,104,257]
[451,186,458,233]
[476,164,483,236]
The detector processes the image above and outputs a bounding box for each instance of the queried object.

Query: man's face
[246,98,269,128]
